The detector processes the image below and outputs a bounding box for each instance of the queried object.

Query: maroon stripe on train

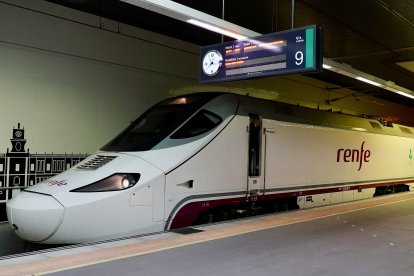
[169,197,246,229]
[168,179,414,229]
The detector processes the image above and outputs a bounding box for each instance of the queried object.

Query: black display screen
[200,25,322,83]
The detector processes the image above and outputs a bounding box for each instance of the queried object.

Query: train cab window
[101,93,220,151]
[171,110,222,139]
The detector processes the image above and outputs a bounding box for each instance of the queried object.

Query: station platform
[1,192,414,275]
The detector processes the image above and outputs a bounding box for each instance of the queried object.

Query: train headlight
[70,173,140,192]
[121,175,136,189]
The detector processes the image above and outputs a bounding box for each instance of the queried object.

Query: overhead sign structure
[200,25,322,83]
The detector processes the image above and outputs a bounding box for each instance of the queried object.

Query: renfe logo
[337,141,371,171]
[46,179,68,186]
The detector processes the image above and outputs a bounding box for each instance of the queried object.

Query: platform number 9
[295,51,304,65]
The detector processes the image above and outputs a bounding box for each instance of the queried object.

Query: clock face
[15,130,22,138]
[202,50,223,76]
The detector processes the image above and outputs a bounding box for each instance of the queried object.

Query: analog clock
[202,50,223,76]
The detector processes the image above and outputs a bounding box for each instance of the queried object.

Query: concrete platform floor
[2,192,414,275]
[0,222,27,256]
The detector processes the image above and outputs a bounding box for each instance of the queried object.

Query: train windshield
[101,93,221,151]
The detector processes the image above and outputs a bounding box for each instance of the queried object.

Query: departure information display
[200,25,322,83]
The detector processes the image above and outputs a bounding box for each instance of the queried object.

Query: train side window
[171,110,222,139]
[249,114,262,176]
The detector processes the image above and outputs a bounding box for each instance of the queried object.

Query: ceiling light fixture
[355,77,382,87]
[121,0,414,100]
[186,19,247,40]
[120,0,258,39]
[397,91,414,100]
[323,58,414,99]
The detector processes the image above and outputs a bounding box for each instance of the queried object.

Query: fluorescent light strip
[323,59,414,100]
[187,19,248,40]
[355,76,382,87]
[396,91,414,100]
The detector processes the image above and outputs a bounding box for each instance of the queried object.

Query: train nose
[6,191,64,242]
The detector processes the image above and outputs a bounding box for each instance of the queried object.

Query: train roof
[227,93,414,138]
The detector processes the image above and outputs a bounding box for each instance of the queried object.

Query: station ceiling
[46,0,414,108]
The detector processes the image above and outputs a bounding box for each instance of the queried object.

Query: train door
[247,114,265,200]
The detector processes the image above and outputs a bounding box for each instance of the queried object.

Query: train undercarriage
[191,184,411,227]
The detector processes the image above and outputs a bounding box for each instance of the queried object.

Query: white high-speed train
[6,92,414,244]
